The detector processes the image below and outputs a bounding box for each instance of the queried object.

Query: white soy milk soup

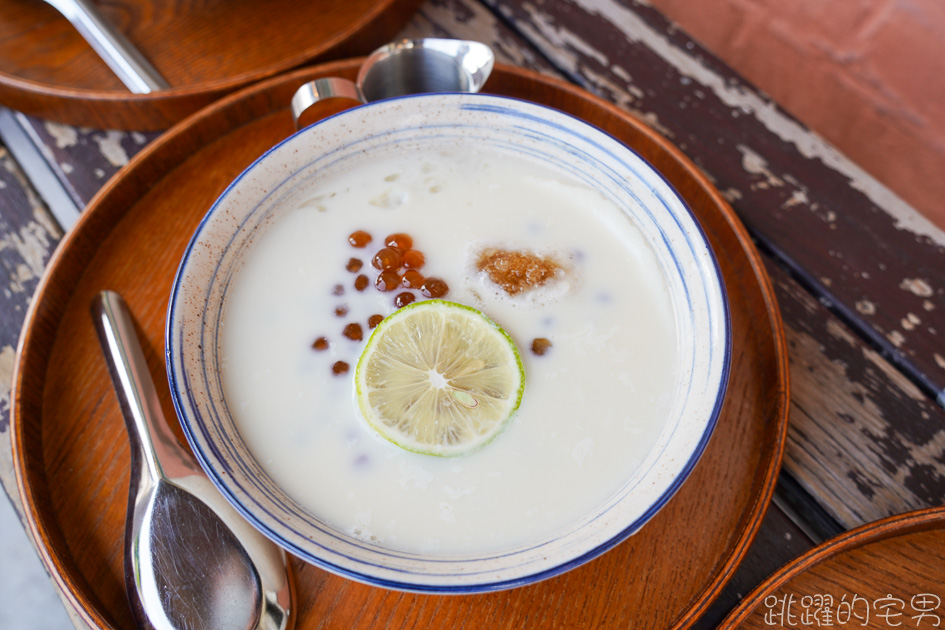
[220,146,678,555]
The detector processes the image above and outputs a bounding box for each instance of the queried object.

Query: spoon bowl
[91,290,293,630]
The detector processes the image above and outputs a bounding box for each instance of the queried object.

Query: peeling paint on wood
[772,261,945,528]
[43,121,78,149]
[571,0,945,243]
[0,144,61,510]
[93,131,130,168]
[17,115,159,207]
[0,344,14,434]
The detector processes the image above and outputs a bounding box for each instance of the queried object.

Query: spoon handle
[91,290,200,482]
[47,0,170,93]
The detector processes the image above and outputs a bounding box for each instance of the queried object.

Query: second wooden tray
[0,0,421,130]
[13,62,789,629]
[721,507,945,629]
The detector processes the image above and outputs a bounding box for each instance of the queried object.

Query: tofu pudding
[219,148,679,555]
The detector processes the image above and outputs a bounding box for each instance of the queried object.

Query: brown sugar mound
[476,248,564,296]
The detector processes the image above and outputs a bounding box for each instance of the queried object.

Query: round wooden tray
[0,0,420,130]
[720,507,945,629]
[12,61,789,629]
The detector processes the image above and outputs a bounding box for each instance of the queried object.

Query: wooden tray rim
[11,61,791,630]
[0,0,420,128]
[718,506,945,628]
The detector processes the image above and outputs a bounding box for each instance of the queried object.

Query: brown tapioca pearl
[332,361,350,375]
[331,284,344,296]
[367,314,384,329]
[348,230,372,247]
[420,277,448,298]
[343,323,363,341]
[401,249,425,269]
[372,247,402,270]
[401,269,424,289]
[312,337,329,351]
[394,292,415,308]
[531,337,553,356]
[385,233,413,250]
[375,270,400,292]
[354,274,369,291]
[335,305,349,317]
[346,257,363,272]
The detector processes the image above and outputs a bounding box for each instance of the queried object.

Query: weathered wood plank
[10,115,159,209]
[770,260,945,528]
[0,142,93,630]
[485,0,945,402]
[693,502,815,630]
[0,142,61,510]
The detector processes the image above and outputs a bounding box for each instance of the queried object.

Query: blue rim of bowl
[165,92,732,593]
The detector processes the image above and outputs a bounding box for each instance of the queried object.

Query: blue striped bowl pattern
[166,93,730,593]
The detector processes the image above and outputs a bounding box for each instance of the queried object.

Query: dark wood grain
[692,503,815,630]
[0,143,62,505]
[770,260,945,530]
[0,0,423,130]
[485,0,945,404]
[5,116,160,210]
[720,507,945,629]
[11,62,788,630]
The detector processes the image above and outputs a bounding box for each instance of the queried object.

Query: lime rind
[355,300,525,457]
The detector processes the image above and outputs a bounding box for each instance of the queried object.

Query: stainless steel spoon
[42,0,169,93]
[91,290,293,630]
[291,38,494,127]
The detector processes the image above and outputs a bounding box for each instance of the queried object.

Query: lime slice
[355,300,525,457]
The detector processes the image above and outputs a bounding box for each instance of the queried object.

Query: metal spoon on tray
[42,0,169,93]
[291,38,494,127]
[91,290,293,630]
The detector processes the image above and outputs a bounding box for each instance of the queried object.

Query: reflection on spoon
[91,290,293,630]
[41,0,169,93]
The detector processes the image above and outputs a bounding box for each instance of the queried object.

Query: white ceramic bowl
[166,93,730,593]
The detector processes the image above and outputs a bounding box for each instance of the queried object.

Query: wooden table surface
[1,0,943,628]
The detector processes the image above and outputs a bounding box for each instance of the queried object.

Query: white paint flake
[899,278,934,297]
[43,121,78,149]
[783,189,810,209]
[886,330,906,348]
[0,219,57,294]
[737,145,784,188]
[94,131,130,168]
